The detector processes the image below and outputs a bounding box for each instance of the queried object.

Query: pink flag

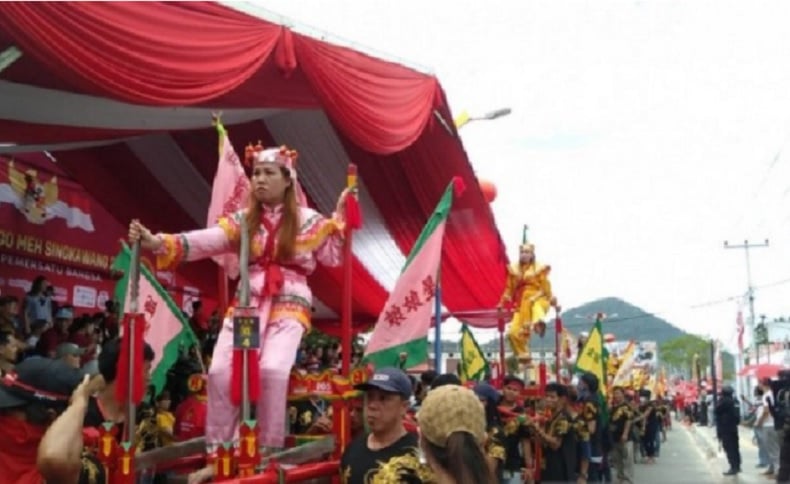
[736,309,745,353]
[364,180,459,370]
[207,121,250,279]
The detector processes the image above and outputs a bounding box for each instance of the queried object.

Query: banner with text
[0,156,215,313]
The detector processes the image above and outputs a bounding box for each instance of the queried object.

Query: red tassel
[230,348,260,406]
[263,265,284,298]
[115,314,146,405]
[345,194,362,229]
[452,176,467,197]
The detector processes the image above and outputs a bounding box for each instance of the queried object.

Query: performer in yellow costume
[498,227,557,360]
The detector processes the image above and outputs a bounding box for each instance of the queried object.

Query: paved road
[629,420,771,483]
[691,422,777,484]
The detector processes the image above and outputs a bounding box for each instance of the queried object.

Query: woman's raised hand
[335,187,353,215]
[128,219,161,251]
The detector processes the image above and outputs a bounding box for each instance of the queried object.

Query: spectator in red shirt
[37,307,72,358]
[174,374,207,442]
[0,357,87,484]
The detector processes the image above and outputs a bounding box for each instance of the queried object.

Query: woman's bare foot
[187,465,215,484]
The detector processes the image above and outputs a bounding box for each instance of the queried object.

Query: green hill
[559,296,686,344]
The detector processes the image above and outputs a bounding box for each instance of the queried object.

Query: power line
[687,276,790,310]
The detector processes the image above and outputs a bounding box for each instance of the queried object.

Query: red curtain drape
[292,34,439,155]
[340,95,509,328]
[0,2,441,155]
[0,2,282,105]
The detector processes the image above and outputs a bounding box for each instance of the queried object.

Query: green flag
[459,324,489,383]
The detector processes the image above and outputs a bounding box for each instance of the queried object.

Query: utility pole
[724,239,769,365]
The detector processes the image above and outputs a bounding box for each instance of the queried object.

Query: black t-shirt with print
[501,405,531,471]
[78,450,108,484]
[289,398,332,435]
[340,431,433,484]
[541,409,577,482]
[609,402,632,442]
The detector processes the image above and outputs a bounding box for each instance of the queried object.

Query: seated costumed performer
[498,227,557,361]
[128,145,349,482]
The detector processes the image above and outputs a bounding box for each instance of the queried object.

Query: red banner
[288,367,371,400]
[0,155,121,310]
[0,156,215,313]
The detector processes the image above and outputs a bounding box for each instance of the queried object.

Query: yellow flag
[575,319,608,397]
[612,341,636,387]
[459,324,488,383]
[454,111,471,129]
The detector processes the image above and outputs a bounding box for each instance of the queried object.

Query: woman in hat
[417,385,496,483]
[129,144,350,483]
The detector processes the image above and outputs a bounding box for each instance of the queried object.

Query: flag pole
[238,217,251,422]
[341,165,357,376]
[125,241,141,443]
[554,306,562,382]
[434,278,442,373]
[227,216,262,478]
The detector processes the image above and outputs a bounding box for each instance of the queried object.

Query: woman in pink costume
[129,145,348,482]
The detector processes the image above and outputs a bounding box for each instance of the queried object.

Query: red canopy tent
[0,2,509,334]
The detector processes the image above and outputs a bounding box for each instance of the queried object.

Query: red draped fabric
[341,98,508,328]
[0,2,282,105]
[0,2,440,155]
[292,35,440,154]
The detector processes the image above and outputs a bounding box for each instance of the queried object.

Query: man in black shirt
[577,372,604,482]
[340,367,433,483]
[500,375,532,483]
[715,385,741,476]
[609,386,633,483]
[528,382,577,482]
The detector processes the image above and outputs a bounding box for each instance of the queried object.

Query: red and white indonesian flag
[113,244,198,393]
[364,179,461,370]
[206,121,251,279]
[0,158,95,232]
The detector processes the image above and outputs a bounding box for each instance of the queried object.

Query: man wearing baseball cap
[0,356,90,484]
[340,367,433,483]
[55,342,86,369]
[37,337,155,483]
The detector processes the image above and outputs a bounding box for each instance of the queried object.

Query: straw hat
[417,385,486,447]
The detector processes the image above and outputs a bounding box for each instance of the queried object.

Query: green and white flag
[364,180,459,370]
[112,243,198,394]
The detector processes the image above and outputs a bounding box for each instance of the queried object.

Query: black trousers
[777,430,790,482]
[720,431,741,471]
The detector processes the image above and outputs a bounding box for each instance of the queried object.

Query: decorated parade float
[0,2,512,482]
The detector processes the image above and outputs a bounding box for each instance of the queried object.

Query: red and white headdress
[244,143,307,206]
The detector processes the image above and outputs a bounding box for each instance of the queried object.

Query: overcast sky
[244,0,790,350]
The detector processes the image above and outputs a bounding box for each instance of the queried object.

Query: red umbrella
[738,363,785,380]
